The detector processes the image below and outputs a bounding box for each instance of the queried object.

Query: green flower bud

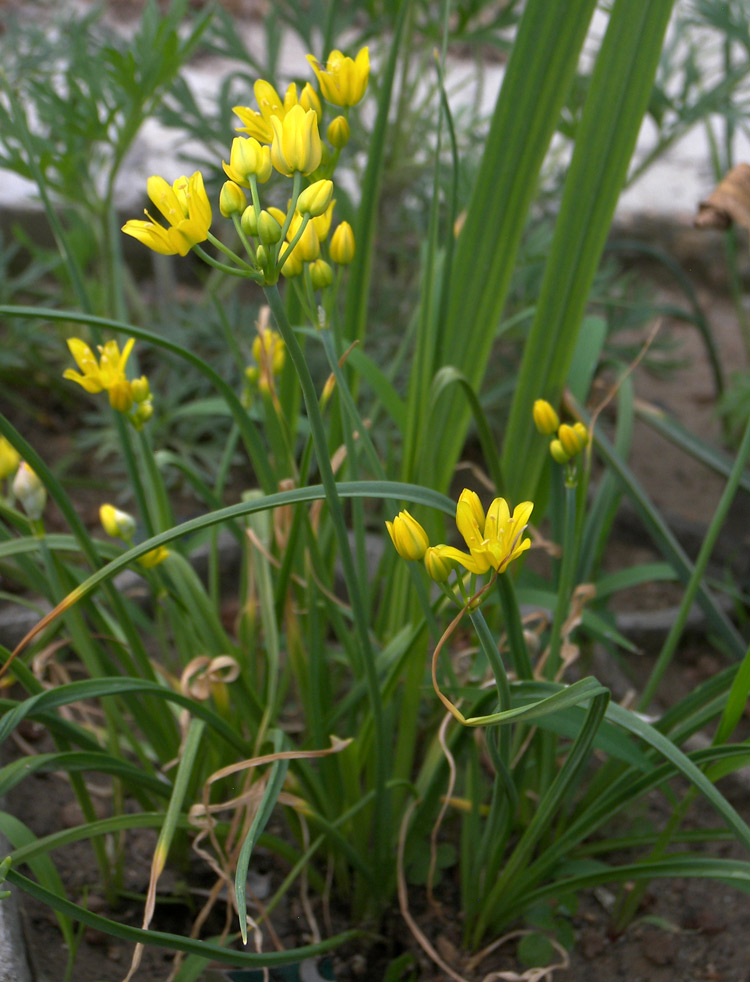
[258,210,283,245]
[424,546,455,583]
[241,205,258,237]
[131,376,151,404]
[327,115,350,149]
[309,258,334,290]
[549,439,570,465]
[220,180,247,217]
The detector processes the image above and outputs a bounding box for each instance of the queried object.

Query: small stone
[581,928,605,959]
[641,930,676,966]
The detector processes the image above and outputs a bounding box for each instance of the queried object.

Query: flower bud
[139,545,169,569]
[258,209,283,245]
[297,179,334,218]
[532,399,559,436]
[131,376,151,403]
[457,488,485,531]
[13,462,46,521]
[256,244,269,271]
[296,220,321,262]
[573,422,589,446]
[100,503,136,540]
[220,180,247,217]
[241,205,259,237]
[386,510,429,561]
[309,258,334,290]
[549,439,570,465]
[108,378,133,413]
[0,436,20,481]
[312,200,335,241]
[133,402,153,429]
[557,423,585,458]
[424,546,455,583]
[280,247,304,278]
[330,221,355,264]
[299,82,322,120]
[223,137,272,186]
[327,115,350,149]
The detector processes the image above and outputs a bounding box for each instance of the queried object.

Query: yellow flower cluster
[63,338,153,429]
[532,400,589,465]
[387,489,533,586]
[121,45,368,286]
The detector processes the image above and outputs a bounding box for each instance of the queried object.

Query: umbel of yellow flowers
[387,490,533,580]
[122,172,212,256]
[64,338,153,428]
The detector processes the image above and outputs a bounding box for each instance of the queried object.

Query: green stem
[263,284,389,899]
[496,573,533,679]
[547,478,578,676]
[469,606,511,767]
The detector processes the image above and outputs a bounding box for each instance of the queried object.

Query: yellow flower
[122,172,212,256]
[433,490,533,575]
[222,136,272,186]
[330,221,355,264]
[307,47,370,107]
[233,80,286,143]
[386,510,429,561]
[0,437,20,481]
[64,337,136,412]
[270,104,322,176]
[533,399,559,436]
